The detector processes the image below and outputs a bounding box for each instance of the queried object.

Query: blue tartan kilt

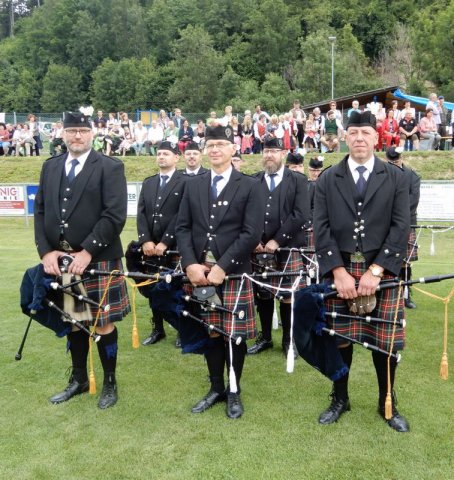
[82,259,130,327]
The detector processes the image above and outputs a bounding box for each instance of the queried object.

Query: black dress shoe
[378,403,410,432]
[191,390,226,413]
[405,298,416,309]
[247,336,273,355]
[226,392,244,419]
[175,334,181,348]
[49,377,89,404]
[142,329,166,346]
[318,393,351,425]
[98,381,118,409]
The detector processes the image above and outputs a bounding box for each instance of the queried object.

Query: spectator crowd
[1,94,452,158]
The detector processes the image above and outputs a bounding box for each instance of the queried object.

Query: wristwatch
[368,264,384,278]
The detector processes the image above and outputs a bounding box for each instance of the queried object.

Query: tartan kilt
[183,277,256,340]
[325,261,405,351]
[252,251,306,298]
[405,228,418,263]
[82,259,130,327]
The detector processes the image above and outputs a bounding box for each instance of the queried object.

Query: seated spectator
[399,111,419,151]
[133,120,148,155]
[320,110,343,152]
[193,119,206,149]
[144,120,164,155]
[382,109,400,149]
[92,123,107,152]
[163,120,179,143]
[390,100,400,121]
[16,123,35,156]
[119,126,134,156]
[0,123,10,156]
[419,109,441,150]
[105,124,124,155]
[119,111,134,133]
[241,114,254,154]
[49,121,65,156]
[178,119,194,153]
[347,99,361,117]
[11,124,22,155]
[303,113,318,150]
[328,100,343,123]
[398,101,416,123]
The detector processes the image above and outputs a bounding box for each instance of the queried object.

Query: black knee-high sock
[204,336,225,393]
[151,307,165,332]
[68,330,89,382]
[372,350,397,402]
[225,341,247,394]
[96,327,118,383]
[256,298,274,341]
[279,302,292,344]
[333,344,353,400]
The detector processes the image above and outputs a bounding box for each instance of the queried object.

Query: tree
[259,73,292,113]
[167,25,224,112]
[40,64,84,111]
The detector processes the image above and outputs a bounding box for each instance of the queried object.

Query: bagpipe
[292,274,454,381]
[18,261,109,360]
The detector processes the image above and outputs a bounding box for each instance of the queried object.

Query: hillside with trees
[0,0,453,113]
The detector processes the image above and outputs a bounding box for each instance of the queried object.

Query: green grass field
[1,217,453,480]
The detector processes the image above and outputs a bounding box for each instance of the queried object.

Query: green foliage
[167,25,225,112]
[40,64,85,112]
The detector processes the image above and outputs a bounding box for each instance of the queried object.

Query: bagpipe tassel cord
[89,270,117,394]
[229,275,247,394]
[272,301,279,330]
[125,278,156,349]
[385,283,403,420]
[413,285,454,380]
[286,291,296,373]
[430,231,435,256]
[440,298,449,380]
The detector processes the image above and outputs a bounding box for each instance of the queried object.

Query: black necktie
[211,175,223,200]
[159,175,169,190]
[67,159,79,184]
[269,173,278,192]
[356,166,367,195]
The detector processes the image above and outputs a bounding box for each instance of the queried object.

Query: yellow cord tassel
[88,336,96,394]
[384,392,393,420]
[439,352,448,380]
[132,323,140,349]
[125,277,157,349]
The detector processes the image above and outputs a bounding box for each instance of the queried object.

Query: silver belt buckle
[350,251,366,263]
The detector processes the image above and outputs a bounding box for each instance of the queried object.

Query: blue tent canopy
[393,88,454,111]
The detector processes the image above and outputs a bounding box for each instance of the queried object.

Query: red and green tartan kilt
[83,259,130,327]
[325,262,405,351]
[252,251,306,297]
[405,228,418,263]
[183,277,257,340]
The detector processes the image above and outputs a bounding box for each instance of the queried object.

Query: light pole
[328,36,336,100]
